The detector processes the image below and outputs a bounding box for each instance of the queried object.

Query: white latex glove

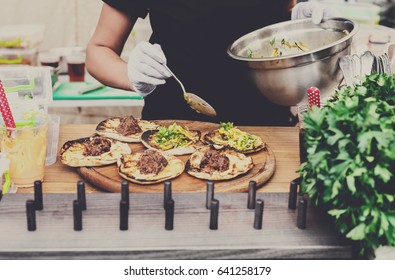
[291,2,338,24]
[127,41,171,96]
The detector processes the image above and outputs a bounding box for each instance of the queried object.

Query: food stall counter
[16,123,301,194]
[0,124,352,260]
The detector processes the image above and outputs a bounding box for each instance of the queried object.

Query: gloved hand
[127,41,171,96]
[291,1,338,24]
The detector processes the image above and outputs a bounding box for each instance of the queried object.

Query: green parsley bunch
[299,73,395,258]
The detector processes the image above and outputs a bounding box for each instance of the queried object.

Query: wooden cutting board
[77,120,275,193]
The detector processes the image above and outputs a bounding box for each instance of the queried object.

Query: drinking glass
[38,52,60,68]
[66,53,86,82]
[0,115,49,187]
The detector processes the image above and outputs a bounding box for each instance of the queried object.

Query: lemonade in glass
[0,115,48,187]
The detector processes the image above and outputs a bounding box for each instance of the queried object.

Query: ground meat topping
[137,150,168,175]
[199,149,229,172]
[115,116,142,136]
[83,137,111,156]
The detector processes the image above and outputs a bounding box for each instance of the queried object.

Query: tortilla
[186,146,254,181]
[96,115,158,143]
[141,123,201,155]
[59,135,131,167]
[203,122,265,154]
[117,149,185,184]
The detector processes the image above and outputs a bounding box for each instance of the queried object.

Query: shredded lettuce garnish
[153,123,196,150]
[218,122,260,151]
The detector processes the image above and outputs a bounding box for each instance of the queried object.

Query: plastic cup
[45,114,60,166]
[66,53,86,82]
[0,116,49,188]
[38,52,60,68]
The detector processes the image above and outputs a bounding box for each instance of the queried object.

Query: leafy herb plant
[299,73,395,258]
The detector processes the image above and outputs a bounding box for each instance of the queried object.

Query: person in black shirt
[86,1,335,126]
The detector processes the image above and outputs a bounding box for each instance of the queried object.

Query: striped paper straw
[0,80,16,133]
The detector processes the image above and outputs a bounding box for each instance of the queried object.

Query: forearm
[85,3,138,91]
[86,43,132,91]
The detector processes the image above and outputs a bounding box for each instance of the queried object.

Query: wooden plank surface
[15,123,301,194]
[0,192,351,259]
[77,120,276,193]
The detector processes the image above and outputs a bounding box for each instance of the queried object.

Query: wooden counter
[18,123,301,194]
[1,126,353,260]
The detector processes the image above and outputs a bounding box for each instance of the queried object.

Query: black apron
[105,0,294,126]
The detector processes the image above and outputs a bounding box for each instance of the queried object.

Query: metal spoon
[163,64,217,118]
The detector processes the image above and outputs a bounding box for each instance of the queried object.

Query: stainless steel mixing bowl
[227,18,359,105]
